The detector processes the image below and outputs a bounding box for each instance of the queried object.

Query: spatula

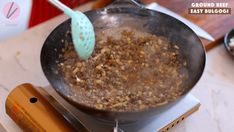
[48,0,95,60]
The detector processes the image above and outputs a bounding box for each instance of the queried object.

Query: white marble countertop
[0,2,234,132]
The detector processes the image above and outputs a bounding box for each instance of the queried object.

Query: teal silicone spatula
[48,0,95,60]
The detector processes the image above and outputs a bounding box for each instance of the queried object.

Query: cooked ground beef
[58,29,188,112]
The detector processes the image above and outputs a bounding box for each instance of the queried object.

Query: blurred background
[0,0,103,41]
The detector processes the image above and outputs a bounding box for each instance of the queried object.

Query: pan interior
[41,7,205,112]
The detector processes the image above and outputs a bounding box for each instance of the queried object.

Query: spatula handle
[48,0,74,17]
[48,0,67,11]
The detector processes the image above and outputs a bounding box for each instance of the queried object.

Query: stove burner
[44,87,200,132]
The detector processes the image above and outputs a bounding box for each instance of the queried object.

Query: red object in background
[29,0,89,28]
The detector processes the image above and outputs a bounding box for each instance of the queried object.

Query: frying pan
[41,0,206,123]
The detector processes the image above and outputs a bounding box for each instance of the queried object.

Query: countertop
[1,2,234,132]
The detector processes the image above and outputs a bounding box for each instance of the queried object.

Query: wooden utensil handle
[5,83,74,132]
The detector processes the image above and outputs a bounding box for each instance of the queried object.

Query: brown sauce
[58,29,188,112]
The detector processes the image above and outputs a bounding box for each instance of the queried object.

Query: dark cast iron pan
[41,0,206,123]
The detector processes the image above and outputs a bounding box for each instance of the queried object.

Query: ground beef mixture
[58,29,188,112]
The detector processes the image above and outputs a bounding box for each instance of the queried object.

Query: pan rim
[40,7,206,115]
